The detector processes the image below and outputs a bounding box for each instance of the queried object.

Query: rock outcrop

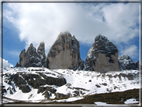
[16,42,46,67]
[45,32,84,70]
[3,68,66,95]
[118,55,139,70]
[85,34,120,72]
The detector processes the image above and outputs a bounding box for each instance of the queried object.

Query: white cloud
[120,45,138,59]
[0,57,14,68]
[3,3,139,53]
[101,3,139,42]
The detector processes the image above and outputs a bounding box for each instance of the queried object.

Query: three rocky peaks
[16,32,139,72]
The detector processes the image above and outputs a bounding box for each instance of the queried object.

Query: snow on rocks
[2,67,140,103]
[2,67,67,101]
[85,34,120,72]
[87,47,94,59]
[118,55,139,70]
[16,42,46,67]
[53,69,140,95]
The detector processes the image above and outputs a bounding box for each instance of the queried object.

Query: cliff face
[85,34,120,72]
[15,32,139,71]
[37,42,46,66]
[45,32,84,70]
[16,42,46,67]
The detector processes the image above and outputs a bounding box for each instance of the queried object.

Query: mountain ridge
[2,32,140,105]
[15,32,139,71]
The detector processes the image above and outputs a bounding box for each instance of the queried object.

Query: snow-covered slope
[2,67,140,103]
[55,69,139,95]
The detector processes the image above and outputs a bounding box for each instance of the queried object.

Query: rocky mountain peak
[26,43,36,56]
[30,43,33,47]
[118,55,138,70]
[118,55,132,61]
[87,35,118,59]
[15,32,139,72]
[45,32,84,70]
[37,42,46,65]
[85,34,120,72]
[37,42,45,53]
[95,34,108,42]
[16,42,46,67]
[38,42,44,48]
[58,31,72,37]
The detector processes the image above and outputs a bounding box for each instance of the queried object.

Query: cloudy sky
[1,1,140,67]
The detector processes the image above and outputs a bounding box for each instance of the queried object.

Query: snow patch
[124,98,139,104]
[94,102,107,105]
[55,96,84,102]
[87,47,94,58]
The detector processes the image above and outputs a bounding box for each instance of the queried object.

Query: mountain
[2,32,140,105]
[45,32,84,70]
[15,32,139,71]
[2,67,140,104]
[16,42,46,67]
[85,34,120,72]
[118,55,139,70]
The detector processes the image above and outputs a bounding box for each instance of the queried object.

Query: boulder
[45,32,83,70]
[85,34,120,72]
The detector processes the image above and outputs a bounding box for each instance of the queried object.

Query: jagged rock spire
[37,42,46,66]
[16,42,46,67]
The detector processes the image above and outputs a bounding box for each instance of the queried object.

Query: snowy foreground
[2,67,140,104]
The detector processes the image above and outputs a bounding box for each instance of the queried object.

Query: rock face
[3,68,66,94]
[135,60,140,69]
[85,34,120,72]
[15,32,139,71]
[45,32,84,70]
[118,55,139,70]
[16,42,46,67]
[37,42,46,66]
